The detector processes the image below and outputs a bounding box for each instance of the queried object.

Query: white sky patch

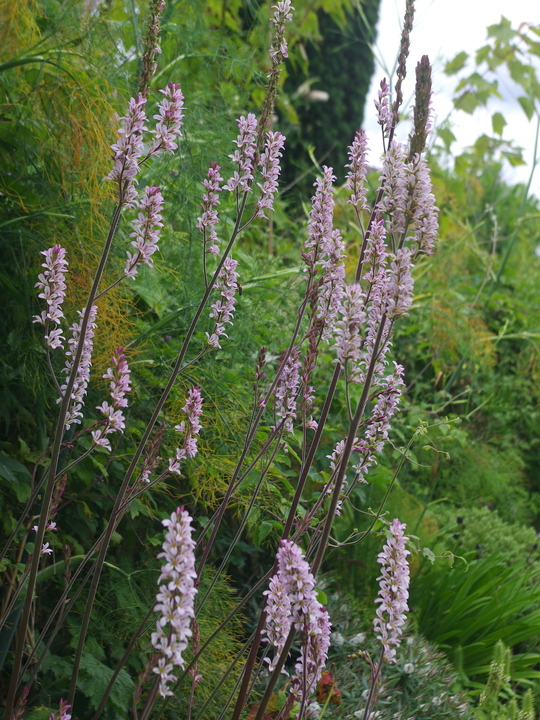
[364,0,540,192]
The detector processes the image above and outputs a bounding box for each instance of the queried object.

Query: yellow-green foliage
[476,642,535,720]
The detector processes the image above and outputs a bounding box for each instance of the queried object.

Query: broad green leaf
[518,95,535,120]
[445,51,468,75]
[491,112,507,136]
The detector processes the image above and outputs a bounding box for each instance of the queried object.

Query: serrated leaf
[78,653,134,713]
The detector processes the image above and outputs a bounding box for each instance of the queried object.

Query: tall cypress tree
[281,0,381,189]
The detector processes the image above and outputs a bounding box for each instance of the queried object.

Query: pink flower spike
[124,184,164,279]
[169,387,203,475]
[196,163,224,254]
[374,78,392,137]
[345,129,369,215]
[149,83,185,156]
[102,347,132,408]
[104,95,148,207]
[225,113,258,193]
[269,0,294,63]
[59,305,98,429]
[152,507,197,697]
[206,258,240,349]
[49,700,72,720]
[33,245,69,349]
[386,247,414,319]
[373,518,410,663]
[263,540,331,703]
[273,349,301,434]
[93,351,130,452]
[255,131,286,218]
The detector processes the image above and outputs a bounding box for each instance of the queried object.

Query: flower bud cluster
[92,347,132,451]
[374,79,392,137]
[33,245,69,349]
[59,305,98,429]
[149,83,185,155]
[207,258,240,349]
[169,386,203,474]
[373,518,410,663]
[48,700,72,720]
[196,163,224,255]
[124,184,164,279]
[256,131,286,218]
[226,113,258,193]
[151,507,197,697]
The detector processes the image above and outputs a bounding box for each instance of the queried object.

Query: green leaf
[487,17,516,44]
[455,91,480,114]
[316,589,328,605]
[256,521,274,545]
[518,95,535,120]
[0,453,30,484]
[422,547,436,563]
[491,112,507,136]
[437,126,456,151]
[445,51,468,75]
[78,653,134,713]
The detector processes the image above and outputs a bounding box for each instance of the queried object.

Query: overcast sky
[364,0,540,190]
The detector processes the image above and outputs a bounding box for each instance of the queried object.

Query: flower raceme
[263,540,331,703]
[104,95,148,207]
[149,82,185,155]
[226,113,258,193]
[33,245,69,349]
[207,258,240,349]
[256,131,286,218]
[92,348,132,451]
[169,386,204,474]
[373,519,410,663]
[59,305,98,429]
[124,184,164,279]
[197,162,224,255]
[104,83,184,206]
[151,507,197,697]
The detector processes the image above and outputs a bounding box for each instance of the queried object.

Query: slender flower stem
[311,319,387,577]
[4,196,124,719]
[66,182,252,708]
[362,649,385,720]
[230,363,341,720]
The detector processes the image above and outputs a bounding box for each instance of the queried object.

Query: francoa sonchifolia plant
[1,0,439,717]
